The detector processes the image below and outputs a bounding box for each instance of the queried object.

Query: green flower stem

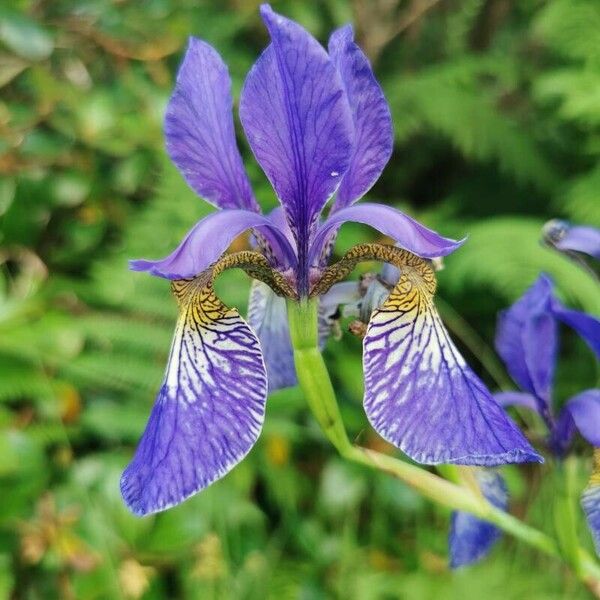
[286,298,600,589]
[287,298,351,454]
[484,503,558,557]
[553,458,583,574]
[346,446,485,515]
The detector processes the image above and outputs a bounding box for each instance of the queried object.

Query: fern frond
[0,360,51,403]
[534,0,600,65]
[387,60,556,191]
[60,352,162,395]
[560,166,600,225]
[535,68,600,127]
[445,0,486,56]
[76,313,172,355]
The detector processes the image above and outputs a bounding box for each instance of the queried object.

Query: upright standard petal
[121,276,267,515]
[544,220,600,260]
[165,38,259,211]
[449,470,507,568]
[328,25,393,209]
[239,4,354,288]
[495,275,556,415]
[130,209,296,280]
[363,256,541,465]
[247,280,297,391]
[309,203,464,265]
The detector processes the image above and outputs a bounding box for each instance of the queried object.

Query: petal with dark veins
[363,259,542,466]
[121,277,267,515]
[240,5,354,277]
[165,37,258,211]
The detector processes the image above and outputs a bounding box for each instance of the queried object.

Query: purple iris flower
[450,274,600,566]
[120,5,540,517]
[543,219,600,261]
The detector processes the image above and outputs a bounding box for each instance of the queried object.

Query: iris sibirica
[449,274,600,566]
[121,5,540,517]
[543,220,600,261]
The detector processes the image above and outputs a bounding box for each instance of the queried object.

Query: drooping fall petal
[363,256,541,465]
[121,277,267,515]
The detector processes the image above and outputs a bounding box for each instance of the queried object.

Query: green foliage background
[1,0,599,598]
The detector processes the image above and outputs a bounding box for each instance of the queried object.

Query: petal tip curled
[259,4,290,34]
[129,258,151,272]
[128,258,181,280]
[328,25,355,60]
[435,234,467,257]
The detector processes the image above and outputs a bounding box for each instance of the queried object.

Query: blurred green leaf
[0,9,53,61]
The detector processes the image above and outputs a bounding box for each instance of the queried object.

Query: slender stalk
[286,298,600,590]
[287,299,351,454]
[553,459,583,574]
[346,446,485,515]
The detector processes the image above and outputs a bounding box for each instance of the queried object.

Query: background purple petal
[165,37,259,211]
[582,483,600,558]
[494,391,539,412]
[247,280,297,391]
[239,4,354,286]
[449,470,507,568]
[130,209,296,280]
[561,390,600,447]
[363,283,541,466]
[309,203,464,264]
[495,275,556,416]
[551,300,600,358]
[121,283,267,516]
[554,224,600,260]
[328,25,393,210]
